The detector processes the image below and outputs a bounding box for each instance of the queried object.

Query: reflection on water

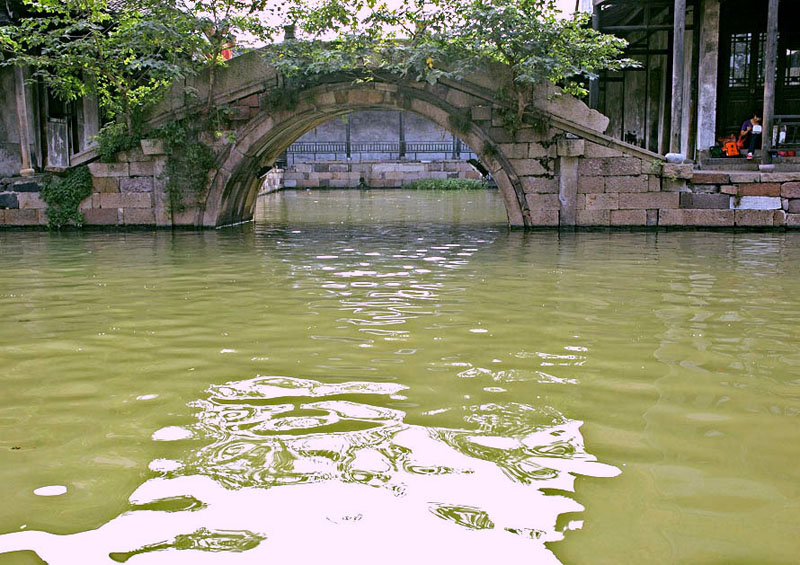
[0,374,618,563]
[1,189,799,564]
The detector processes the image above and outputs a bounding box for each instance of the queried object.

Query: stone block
[691,172,730,184]
[578,158,603,177]
[584,143,623,158]
[8,182,41,192]
[604,175,648,193]
[679,193,730,209]
[528,143,550,158]
[578,176,604,194]
[3,208,37,225]
[0,193,19,209]
[618,192,679,210]
[283,179,298,188]
[786,214,800,228]
[557,138,584,157]
[735,209,775,227]
[79,194,99,211]
[140,139,166,155]
[120,193,152,208]
[471,106,491,121]
[728,172,760,183]
[739,183,781,197]
[658,209,734,226]
[782,182,800,198]
[786,199,800,214]
[774,210,786,227]
[117,147,148,162]
[99,193,122,208]
[731,196,782,210]
[91,177,119,193]
[122,208,156,225]
[83,207,119,225]
[610,209,647,226]
[576,209,610,226]
[120,177,154,193]
[760,173,800,183]
[129,161,154,176]
[525,193,560,210]
[582,193,619,210]
[648,175,661,192]
[662,178,690,192]
[528,209,560,226]
[16,193,46,209]
[720,184,738,195]
[692,184,719,193]
[521,176,558,194]
[646,209,658,226]
[499,144,528,159]
[329,164,350,172]
[662,163,693,179]
[604,157,644,176]
[88,162,129,177]
[509,159,548,176]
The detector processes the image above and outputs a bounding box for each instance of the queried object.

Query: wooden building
[590,0,799,161]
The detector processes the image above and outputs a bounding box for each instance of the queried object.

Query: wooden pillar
[761,0,779,164]
[13,66,35,176]
[669,0,687,155]
[398,111,406,159]
[345,114,351,160]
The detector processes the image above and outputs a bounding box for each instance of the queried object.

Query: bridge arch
[203,80,529,227]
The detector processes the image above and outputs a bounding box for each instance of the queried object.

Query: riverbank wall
[2,140,800,228]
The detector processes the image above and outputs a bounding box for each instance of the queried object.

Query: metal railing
[774,115,800,147]
[285,140,477,162]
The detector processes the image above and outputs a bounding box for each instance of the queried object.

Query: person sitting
[739,111,762,160]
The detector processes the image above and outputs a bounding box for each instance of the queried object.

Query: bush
[95,122,142,163]
[403,178,488,190]
[40,166,93,229]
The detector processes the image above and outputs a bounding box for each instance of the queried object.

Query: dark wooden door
[717,0,800,137]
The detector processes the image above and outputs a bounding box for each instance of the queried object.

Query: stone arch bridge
[88,51,677,228]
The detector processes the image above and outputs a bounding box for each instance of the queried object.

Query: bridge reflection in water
[0,374,618,564]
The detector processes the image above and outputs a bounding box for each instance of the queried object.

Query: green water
[0,189,798,564]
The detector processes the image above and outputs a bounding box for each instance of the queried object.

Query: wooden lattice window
[728,33,752,87]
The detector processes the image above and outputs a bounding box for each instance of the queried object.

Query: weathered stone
[658,209,734,226]
[735,209,775,227]
[610,209,647,226]
[577,176,604,194]
[120,193,152,208]
[692,184,719,193]
[720,184,738,195]
[16,193,46,209]
[604,175,648,193]
[728,172,761,183]
[525,193,560,210]
[604,157,643,176]
[576,209,610,226]
[120,177,154,193]
[618,192,680,210]
[471,106,491,121]
[557,138,584,157]
[760,173,800,183]
[739,183,781,197]
[691,172,730,184]
[582,193,619,210]
[786,199,800,214]
[92,177,119,193]
[0,193,19,209]
[499,144,528,159]
[583,143,623,158]
[99,193,122,208]
[646,209,658,226]
[679,193,730,209]
[528,143,550,158]
[527,209,559,226]
[773,210,786,227]
[117,147,148,162]
[3,208,38,225]
[731,196,782,210]
[140,139,166,155]
[122,208,156,225]
[662,178,690,192]
[786,214,800,228]
[662,163,694,179]
[578,158,603,177]
[88,162,129,177]
[83,207,119,225]
[648,175,661,192]
[782,182,800,198]
[129,161,154,176]
[9,182,40,192]
[510,159,549,176]
[521,176,558,194]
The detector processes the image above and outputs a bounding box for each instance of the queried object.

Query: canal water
[0,189,798,564]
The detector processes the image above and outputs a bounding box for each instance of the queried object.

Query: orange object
[723,140,740,157]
